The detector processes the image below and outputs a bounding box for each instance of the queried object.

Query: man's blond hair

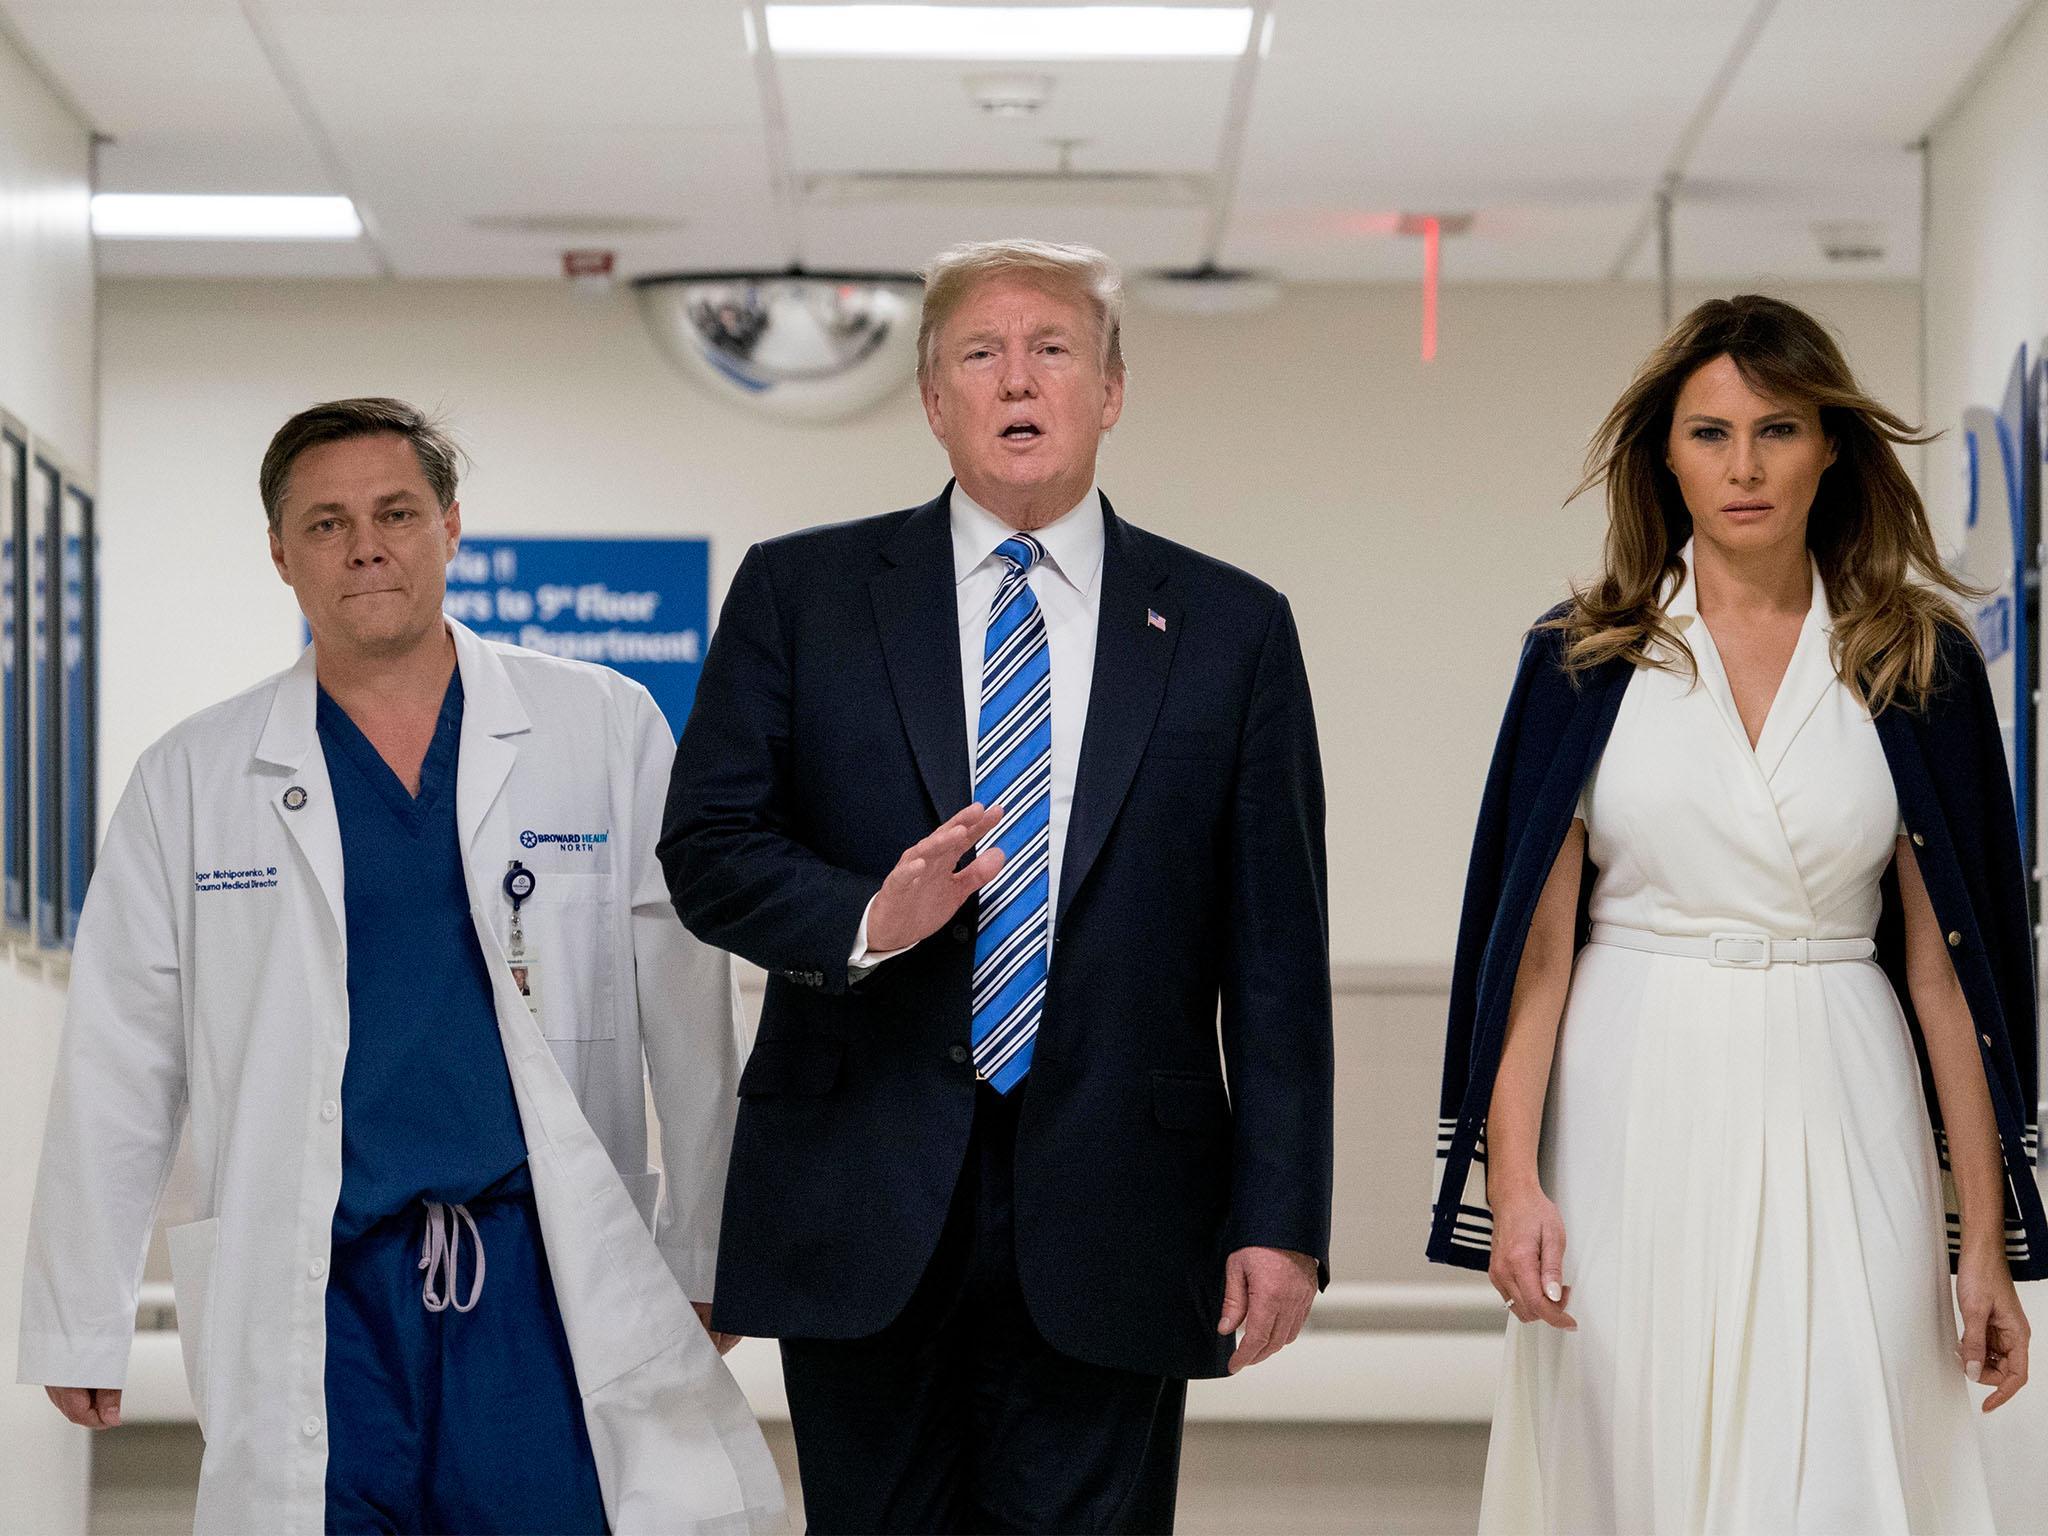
[916,239,1125,385]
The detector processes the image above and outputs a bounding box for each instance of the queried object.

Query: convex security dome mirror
[634,271,924,423]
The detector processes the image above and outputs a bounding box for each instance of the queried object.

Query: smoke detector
[965,72,1055,117]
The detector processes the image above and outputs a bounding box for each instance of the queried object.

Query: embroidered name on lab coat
[194,865,280,893]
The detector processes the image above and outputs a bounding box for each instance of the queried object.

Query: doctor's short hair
[260,397,465,534]
[916,239,1126,386]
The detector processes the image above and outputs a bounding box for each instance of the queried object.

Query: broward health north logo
[519,829,611,852]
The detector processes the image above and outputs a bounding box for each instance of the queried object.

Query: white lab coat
[16,621,785,1535]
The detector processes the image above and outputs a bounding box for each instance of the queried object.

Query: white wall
[1924,1,2048,554]
[1922,10,2048,1521]
[0,35,93,467]
[98,275,1918,969]
[0,20,95,1535]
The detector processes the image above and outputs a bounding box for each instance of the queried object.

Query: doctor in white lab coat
[16,398,784,1534]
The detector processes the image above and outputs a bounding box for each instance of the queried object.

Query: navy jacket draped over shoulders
[1430,609,2047,1280]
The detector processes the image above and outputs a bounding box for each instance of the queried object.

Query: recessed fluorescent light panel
[764,5,1254,59]
[91,194,363,240]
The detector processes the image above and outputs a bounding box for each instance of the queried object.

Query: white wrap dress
[1479,547,1996,1533]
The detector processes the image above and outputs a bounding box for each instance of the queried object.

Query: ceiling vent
[964,72,1055,116]
[1813,220,1886,264]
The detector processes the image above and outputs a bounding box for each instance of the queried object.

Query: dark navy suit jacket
[660,485,1333,1380]
[1431,610,2047,1280]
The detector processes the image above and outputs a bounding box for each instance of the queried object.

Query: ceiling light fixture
[764,5,1254,59]
[91,193,363,241]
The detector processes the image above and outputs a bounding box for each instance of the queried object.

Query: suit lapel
[871,488,972,819]
[1057,499,1177,923]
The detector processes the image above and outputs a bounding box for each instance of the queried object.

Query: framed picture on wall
[30,450,63,948]
[60,476,96,941]
[1,417,27,933]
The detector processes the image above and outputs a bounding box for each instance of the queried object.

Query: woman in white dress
[1449,295,2036,1533]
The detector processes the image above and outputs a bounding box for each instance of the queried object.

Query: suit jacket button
[1947,930,1962,948]
[948,1044,969,1065]
[950,922,971,943]
[1911,831,1925,847]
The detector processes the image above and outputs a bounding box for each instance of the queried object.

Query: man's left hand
[1217,1246,1318,1373]
[692,1301,741,1356]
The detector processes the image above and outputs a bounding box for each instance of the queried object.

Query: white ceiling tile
[0,0,310,139]
[96,237,383,279]
[97,134,334,196]
[257,0,762,132]
[778,56,1236,175]
[0,0,2025,283]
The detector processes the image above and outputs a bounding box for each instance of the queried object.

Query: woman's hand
[1956,1246,2030,1410]
[1487,1181,1577,1330]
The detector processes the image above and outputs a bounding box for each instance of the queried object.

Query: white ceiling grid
[0,0,2032,283]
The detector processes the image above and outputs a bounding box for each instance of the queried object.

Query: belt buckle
[1708,930,1772,969]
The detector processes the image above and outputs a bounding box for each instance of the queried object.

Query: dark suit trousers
[779,1084,1187,1535]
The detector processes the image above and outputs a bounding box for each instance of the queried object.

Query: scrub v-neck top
[317,669,529,1243]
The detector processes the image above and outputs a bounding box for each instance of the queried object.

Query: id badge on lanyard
[503,860,542,1025]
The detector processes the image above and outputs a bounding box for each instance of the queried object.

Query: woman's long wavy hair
[1551,294,1976,714]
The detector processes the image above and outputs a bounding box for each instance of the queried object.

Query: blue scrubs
[318,671,607,1535]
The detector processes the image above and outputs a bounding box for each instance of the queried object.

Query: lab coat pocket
[166,1216,221,1436]
[524,873,619,1041]
[620,1167,664,1234]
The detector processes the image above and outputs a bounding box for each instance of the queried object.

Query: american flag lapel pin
[1147,608,1167,633]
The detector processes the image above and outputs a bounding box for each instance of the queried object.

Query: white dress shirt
[851,482,1105,970]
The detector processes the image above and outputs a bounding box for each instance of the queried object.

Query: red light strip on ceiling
[1422,215,1440,362]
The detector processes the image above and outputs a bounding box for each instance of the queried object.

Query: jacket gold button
[1911,832,1924,847]
[1946,931,1961,947]
[1981,1034,1994,1048]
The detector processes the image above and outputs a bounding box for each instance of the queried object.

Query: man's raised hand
[866,803,1009,953]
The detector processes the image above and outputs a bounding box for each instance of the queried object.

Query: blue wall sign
[440,537,710,735]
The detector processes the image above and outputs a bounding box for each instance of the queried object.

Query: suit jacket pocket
[1151,1070,1231,1132]
[737,1038,845,1098]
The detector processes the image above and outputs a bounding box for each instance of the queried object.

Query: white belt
[1589,923,1875,969]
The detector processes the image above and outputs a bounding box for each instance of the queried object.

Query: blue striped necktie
[970,534,1053,1095]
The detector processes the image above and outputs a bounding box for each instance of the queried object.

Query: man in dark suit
[660,239,1332,1534]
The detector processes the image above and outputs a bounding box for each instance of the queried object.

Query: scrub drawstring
[418,1201,486,1313]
